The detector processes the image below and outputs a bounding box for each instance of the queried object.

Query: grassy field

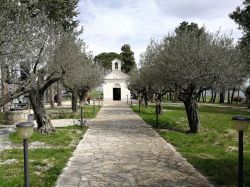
[132,103,250,186]
[0,104,101,126]
[47,105,101,119]
[0,126,87,187]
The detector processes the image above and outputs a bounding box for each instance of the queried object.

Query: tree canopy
[63,36,103,102]
[94,52,121,71]
[21,0,79,30]
[120,44,136,73]
[230,0,250,48]
[175,21,206,36]
[130,22,248,133]
[94,44,136,73]
[0,0,81,133]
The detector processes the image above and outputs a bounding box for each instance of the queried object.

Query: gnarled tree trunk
[72,91,78,112]
[204,90,206,102]
[246,87,250,109]
[173,87,178,103]
[247,98,250,109]
[219,90,225,103]
[49,85,54,108]
[184,99,199,133]
[29,88,54,134]
[1,62,9,111]
[212,92,217,103]
[227,90,231,103]
[155,94,163,114]
[169,92,173,101]
[180,84,200,133]
[231,87,236,104]
[2,82,9,111]
[209,91,214,103]
[236,88,240,104]
[78,91,88,103]
[57,82,62,106]
[143,92,149,108]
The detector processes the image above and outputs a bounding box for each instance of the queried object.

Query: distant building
[103,59,130,101]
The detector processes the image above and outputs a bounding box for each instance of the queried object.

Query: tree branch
[0,74,36,107]
[39,76,62,95]
[33,43,45,73]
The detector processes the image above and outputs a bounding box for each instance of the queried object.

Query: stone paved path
[0,127,15,149]
[56,101,213,187]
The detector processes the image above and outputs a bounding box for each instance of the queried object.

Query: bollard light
[80,101,84,127]
[16,122,34,140]
[16,122,34,187]
[232,116,249,132]
[232,116,250,187]
[126,94,128,104]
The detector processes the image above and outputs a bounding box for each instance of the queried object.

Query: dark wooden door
[113,88,121,100]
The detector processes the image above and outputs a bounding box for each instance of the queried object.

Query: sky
[77,0,243,64]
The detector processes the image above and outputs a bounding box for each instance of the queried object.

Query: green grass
[1,126,88,187]
[9,126,87,147]
[47,105,101,119]
[89,90,103,98]
[132,103,250,186]
[0,149,72,187]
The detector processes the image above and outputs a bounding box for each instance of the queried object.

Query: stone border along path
[56,101,213,187]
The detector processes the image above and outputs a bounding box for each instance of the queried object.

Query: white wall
[103,79,130,100]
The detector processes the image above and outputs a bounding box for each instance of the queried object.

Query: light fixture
[16,122,34,140]
[232,115,250,187]
[232,116,249,132]
[16,122,34,187]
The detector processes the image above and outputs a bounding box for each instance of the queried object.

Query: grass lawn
[47,105,101,119]
[0,126,87,187]
[132,103,250,186]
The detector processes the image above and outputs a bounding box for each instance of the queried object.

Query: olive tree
[0,1,40,108]
[0,1,80,133]
[63,40,103,111]
[129,40,173,112]
[140,30,247,133]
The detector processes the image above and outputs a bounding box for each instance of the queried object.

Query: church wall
[103,79,130,100]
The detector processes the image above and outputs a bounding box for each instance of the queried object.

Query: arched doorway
[113,83,121,101]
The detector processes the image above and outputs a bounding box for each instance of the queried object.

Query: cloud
[154,0,242,19]
[77,0,243,64]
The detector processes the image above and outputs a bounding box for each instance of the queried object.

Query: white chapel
[103,59,130,101]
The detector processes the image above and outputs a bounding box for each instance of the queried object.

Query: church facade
[103,59,130,101]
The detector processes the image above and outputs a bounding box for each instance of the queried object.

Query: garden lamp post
[155,100,160,128]
[80,101,84,126]
[16,122,34,187]
[130,95,133,107]
[232,116,250,187]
